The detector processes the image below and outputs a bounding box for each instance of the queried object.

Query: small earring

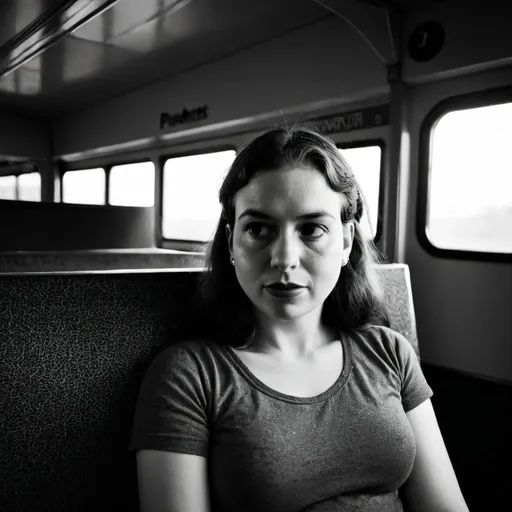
[230,258,235,266]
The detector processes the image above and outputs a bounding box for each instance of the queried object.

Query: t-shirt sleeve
[128,344,210,456]
[393,332,433,412]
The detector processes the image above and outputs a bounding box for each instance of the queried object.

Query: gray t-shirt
[129,325,433,512]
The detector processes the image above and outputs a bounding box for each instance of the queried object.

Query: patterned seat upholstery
[0,265,419,512]
[375,263,420,358]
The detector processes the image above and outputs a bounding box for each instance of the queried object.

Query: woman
[129,127,469,512]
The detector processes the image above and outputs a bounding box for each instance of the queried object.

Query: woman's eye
[300,224,326,238]
[245,223,273,237]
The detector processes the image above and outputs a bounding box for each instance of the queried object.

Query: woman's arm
[401,399,469,512]
[136,450,211,512]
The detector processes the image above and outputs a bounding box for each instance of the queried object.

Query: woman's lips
[264,284,306,298]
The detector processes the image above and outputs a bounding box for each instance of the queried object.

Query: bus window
[0,172,41,201]
[338,145,381,240]
[62,168,106,205]
[162,150,236,242]
[18,172,41,201]
[0,175,17,200]
[109,161,155,207]
[427,102,512,254]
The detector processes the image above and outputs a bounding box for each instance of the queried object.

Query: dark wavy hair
[198,125,389,345]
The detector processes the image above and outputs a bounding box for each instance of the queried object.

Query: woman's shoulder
[144,339,230,371]
[353,323,405,340]
[153,339,226,366]
[350,324,415,359]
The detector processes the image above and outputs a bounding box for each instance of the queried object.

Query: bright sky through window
[63,168,105,205]
[109,162,155,206]
[0,175,16,200]
[162,150,236,241]
[0,173,41,201]
[338,146,381,240]
[428,102,512,253]
[18,172,41,201]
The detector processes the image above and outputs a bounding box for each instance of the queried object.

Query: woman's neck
[251,310,338,360]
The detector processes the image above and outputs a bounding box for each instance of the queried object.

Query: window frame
[417,85,512,263]
[158,145,237,252]
[336,139,385,244]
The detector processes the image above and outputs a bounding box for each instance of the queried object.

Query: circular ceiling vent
[408,20,445,62]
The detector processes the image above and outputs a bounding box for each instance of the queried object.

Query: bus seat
[375,263,420,358]
[0,264,419,512]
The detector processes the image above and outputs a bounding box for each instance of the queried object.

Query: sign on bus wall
[270,105,389,134]
[158,103,388,134]
[160,105,209,130]
[271,105,389,135]
[312,104,389,134]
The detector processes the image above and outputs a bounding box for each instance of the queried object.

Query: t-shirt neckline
[222,333,352,404]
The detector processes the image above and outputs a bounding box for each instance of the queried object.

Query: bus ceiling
[0,0,439,116]
[0,0,121,79]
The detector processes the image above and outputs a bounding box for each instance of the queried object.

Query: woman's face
[227,166,354,324]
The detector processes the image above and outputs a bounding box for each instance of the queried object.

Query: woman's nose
[270,231,300,272]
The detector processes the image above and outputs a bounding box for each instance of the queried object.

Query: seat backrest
[0,271,204,512]
[375,263,420,358]
[0,264,419,512]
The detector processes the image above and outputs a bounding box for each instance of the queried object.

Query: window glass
[338,146,381,239]
[0,175,16,200]
[55,178,61,202]
[18,172,41,201]
[428,102,512,253]
[109,161,155,207]
[162,150,236,241]
[62,168,105,205]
